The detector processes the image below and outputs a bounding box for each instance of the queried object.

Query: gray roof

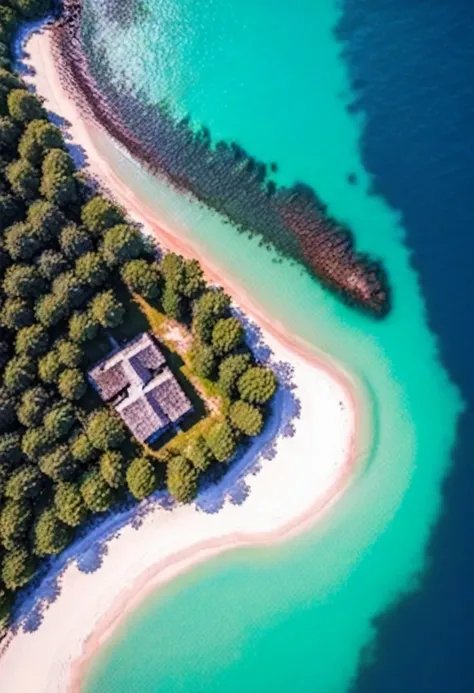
[89,333,192,443]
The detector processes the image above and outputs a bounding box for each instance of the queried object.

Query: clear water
[80,0,464,691]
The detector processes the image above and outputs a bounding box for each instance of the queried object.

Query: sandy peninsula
[0,27,360,693]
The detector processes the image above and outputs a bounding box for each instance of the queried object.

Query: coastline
[0,26,362,693]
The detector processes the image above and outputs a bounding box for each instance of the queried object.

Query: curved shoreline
[0,25,363,693]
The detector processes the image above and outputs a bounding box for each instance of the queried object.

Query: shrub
[17,385,49,427]
[6,159,40,200]
[81,196,123,236]
[101,224,143,266]
[237,366,277,404]
[75,251,107,288]
[90,290,124,328]
[190,343,216,380]
[3,264,43,298]
[0,499,31,551]
[21,426,52,460]
[59,223,93,259]
[185,436,213,472]
[166,456,198,503]
[87,409,126,450]
[35,293,68,327]
[54,482,88,527]
[5,464,44,501]
[18,119,63,165]
[100,450,125,489]
[0,388,16,431]
[40,148,77,206]
[39,444,78,481]
[1,546,35,590]
[15,323,49,357]
[211,317,244,356]
[1,297,34,330]
[4,221,40,261]
[38,349,62,383]
[8,89,46,122]
[121,259,160,300]
[43,402,76,440]
[228,400,263,437]
[0,431,22,468]
[36,249,69,281]
[217,353,251,397]
[80,469,115,512]
[70,432,95,465]
[161,284,183,321]
[3,354,36,393]
[69,310,98,343]
[126,456,157,500]
[205,421,236,463]
[33,507,71,556]
[58,368,86,401]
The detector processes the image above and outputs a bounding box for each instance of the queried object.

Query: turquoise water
[81,0,463,691]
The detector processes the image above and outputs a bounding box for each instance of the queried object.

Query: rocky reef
[53,0,390,317]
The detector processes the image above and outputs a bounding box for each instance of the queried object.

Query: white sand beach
[0,27,361,693]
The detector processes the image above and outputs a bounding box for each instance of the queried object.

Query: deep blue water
[338,1,474,690]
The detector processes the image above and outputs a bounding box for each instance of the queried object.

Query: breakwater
[52,0,390,317]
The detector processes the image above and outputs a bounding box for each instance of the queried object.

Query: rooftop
[88,333,192,443]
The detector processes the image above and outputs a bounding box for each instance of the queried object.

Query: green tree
[69,310,98,343]
[185,436,213,472]
[35,292,68,327]
[58,368,86,401]
[33,507,71,556]
[27,199,65,243]
[36,249,69,281]
[15,323,49,357]
[0,499,31,551]
[228,400,263,437]
[237,366,277,404]
[43,402,76,440]
[90,290,124,328]
[0,193,20,231]
[18,119,63,165]
[8,89,46,123]
[56,339,82,367]
[39,444,78,482]
[192,289,231,342]
[59,223,93,259]
[8,1,51,19]
[101,224,143,266]
[5,464,44,501]
[166,455,198,503]
[87,409,126,450]
[80,469,115,512]
[70,432,95,465]
[211,317,244,356]
[0,8,17,46]
[75,251,107,288]
[40,147,77,206]
[0,388,17,431]
[183,259,205,298]
[4,221,40,260]
[54,481,88,527]
[6,159,40,200]
[190,342,216,379]
[81,196,123,236]
[205,421,236,463]
[17,385,49,427]
[38,349,62,383]
[217,353,251,397]
[1,297,34,330]
[100,450,125,489]
[3,264,43,299]
[126,456,157,500]
[0,431,22,468]
[0,115,19,155]
[3,354,36,393]
[121,259,160,300]
[52,271,86,309]
[21,426,52,460]
[160,253,185,293]
[1,546,35,590]
[161,284,183,321]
